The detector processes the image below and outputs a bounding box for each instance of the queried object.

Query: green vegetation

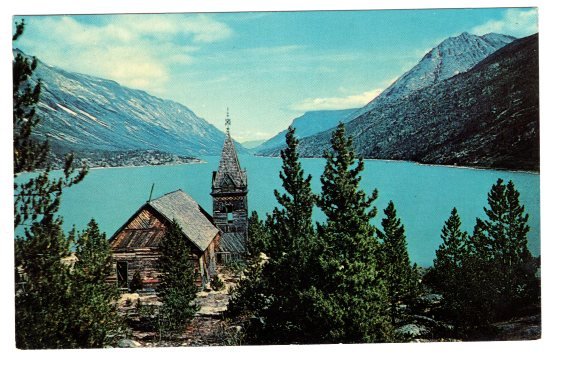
[379,201,420,326]
[228,123,540,343]
[426,179,540,336]
[14,19,122,349]
[156,221,199,338]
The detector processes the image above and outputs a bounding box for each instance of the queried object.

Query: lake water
[20,155,540,267]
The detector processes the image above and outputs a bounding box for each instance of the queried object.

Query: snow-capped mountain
[297,34,539,171]
[346,32,516,121]
[255,108,358,155]
[16,49,244,160]
[256,32,516,157]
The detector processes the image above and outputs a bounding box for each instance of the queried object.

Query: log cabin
[108,189,220,291]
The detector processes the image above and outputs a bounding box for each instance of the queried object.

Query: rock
[418,293,443,306]
[395,324,430,338]
[117,339,142,348]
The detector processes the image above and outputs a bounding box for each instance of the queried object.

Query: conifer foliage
[13,19,87,228]
[428,207,470,321]
[14,20,118,349]
[429,179,539,330]
[15,219,123,348]
[379,201,419,325]
[314,123,392,343]
[157,221,199,338]
[470,179,539,319]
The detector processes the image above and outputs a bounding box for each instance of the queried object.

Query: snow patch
[56,104,78,116]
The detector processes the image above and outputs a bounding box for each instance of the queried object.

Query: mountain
[16,49,246,163]
[258,32,516,157]
[296,34,539,171]
[346,32,516,121]
[241,139,267,149]
[255,108,358,155]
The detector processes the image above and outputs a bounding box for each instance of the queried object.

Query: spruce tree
[315,122,392,343]
[379,201,419,325]
[157,221,199,338]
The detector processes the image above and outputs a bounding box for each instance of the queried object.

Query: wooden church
[108,111,248,290]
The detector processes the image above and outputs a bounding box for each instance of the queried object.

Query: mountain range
[255,108,358,154]
[255,32,538,171]
[16,49,246,165]
[293,33,539,171]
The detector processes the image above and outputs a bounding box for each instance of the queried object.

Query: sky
[12,8,537,142]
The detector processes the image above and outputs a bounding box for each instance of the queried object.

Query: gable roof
[213,133,247,190]
[147,190,219,251]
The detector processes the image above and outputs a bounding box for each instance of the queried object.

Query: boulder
[117,339,142,348]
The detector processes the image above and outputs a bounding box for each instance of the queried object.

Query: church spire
[212,110,246,190]
[225,107,231,136]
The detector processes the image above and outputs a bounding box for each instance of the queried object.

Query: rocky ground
[116,266,242,348]
[114,269,540,347]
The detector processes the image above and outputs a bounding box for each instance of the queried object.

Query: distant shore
[253,153,540,175]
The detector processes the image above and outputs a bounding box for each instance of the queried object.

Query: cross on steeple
[225,108,231,136]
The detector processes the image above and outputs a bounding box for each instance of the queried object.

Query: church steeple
[213,109,246,191]
[211,110,248,260]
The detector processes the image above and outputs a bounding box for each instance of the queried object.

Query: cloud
[471,8,538,38]
[291,88,383,111]
[17,14,232,93]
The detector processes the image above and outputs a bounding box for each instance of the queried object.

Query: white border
[3,1,575,383]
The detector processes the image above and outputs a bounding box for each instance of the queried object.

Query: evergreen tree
[259,125,317,343]
[156,221,199,338]
[470,179,539,319]
[246,210,270,258]
[227,126,317,344]
[15,221,76,348]
[429,207,470,322]
[379,201,419,325]
[70,219,124,347]
[13,19,87,228]
[14,19,101,349]
[315,123,392,343]
[13,19,47,176]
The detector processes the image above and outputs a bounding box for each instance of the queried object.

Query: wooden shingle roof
[148,190,219,251]
[213,133,247,190]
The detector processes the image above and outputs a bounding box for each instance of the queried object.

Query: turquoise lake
[23,155,540,267]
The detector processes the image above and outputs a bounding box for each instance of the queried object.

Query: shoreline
[252,154,540,175]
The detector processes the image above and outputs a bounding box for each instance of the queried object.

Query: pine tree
[70,219,124,347]
[315,122,392,343]
[13,19,47,176]
[379,201,419,325]
[470,179,539,319]
[156,221,199,338]
[15,221,75,348]
[13,19,87,228]
[227,126,318,344]
[430,207,470,321]
[14,20,100,349]
[246,210,270,258]
[260,125,317,343]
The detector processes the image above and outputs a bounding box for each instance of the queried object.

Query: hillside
[16,50,246,164]
[297,34,539,171]
[255,108,358,155]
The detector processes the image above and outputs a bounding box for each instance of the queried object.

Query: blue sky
[13,8,537,142]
